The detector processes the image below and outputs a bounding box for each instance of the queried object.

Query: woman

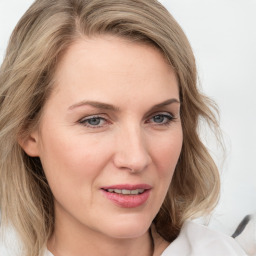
[0,0,246,255]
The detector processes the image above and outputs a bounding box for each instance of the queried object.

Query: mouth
[102,188,145,195]
[100,184,152,208]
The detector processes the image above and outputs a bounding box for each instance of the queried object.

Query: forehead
[56,35,171,73]
[49,35,179,109]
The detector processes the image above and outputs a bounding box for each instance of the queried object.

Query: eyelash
[146,113,175,126]
[79,116,109,128]
[78,113,176,129]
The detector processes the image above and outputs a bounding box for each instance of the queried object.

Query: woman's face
[26,36,182,239]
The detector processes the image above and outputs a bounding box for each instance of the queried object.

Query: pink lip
[102,184,152,190]
[101,184,152,208]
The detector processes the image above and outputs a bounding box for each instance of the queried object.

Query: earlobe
[18,131,40,157]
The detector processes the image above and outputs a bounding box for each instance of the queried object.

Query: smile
[104,189,145,195]
[101,184,152,208]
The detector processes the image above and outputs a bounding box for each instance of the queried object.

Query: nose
[113,125,152,173]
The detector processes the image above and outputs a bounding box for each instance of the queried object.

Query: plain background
[0,0,256,251]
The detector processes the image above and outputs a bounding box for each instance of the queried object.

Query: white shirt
[161,221,246,255]
[44,221,246,256]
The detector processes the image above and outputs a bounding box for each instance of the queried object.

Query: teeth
[130,190,138,195]
[106,189,145,195]
[122,189,131,195]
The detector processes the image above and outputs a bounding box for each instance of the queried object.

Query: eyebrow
[68,100,120,111]
[68,98,180,112]
[148,98,180,112]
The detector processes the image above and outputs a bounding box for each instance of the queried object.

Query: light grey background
[0,0,256,252]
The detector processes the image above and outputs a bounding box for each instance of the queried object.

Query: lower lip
[101,189,151,208]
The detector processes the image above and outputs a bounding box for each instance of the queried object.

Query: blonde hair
[0,0,220,255]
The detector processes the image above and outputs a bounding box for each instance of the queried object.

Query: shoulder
[161,220,247,256]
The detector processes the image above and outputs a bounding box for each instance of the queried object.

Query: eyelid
[145,111,177,126]
[146,111,174,120]
[78,114,110,128]
[77,111,178,129]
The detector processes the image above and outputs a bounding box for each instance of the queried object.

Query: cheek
[38,129,107,193]
[147,128,182,217]
[37,131,112,213]
[150,128,183,179]
[37,129,114,197]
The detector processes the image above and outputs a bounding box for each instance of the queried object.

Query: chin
[98,212,154,239]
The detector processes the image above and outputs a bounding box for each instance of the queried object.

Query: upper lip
[101,184,152,190]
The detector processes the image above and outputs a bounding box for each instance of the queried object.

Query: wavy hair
[0,0,221,255]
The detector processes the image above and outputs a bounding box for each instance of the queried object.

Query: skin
[22,35,183,256]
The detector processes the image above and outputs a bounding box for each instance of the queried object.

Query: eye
[147,113,175,126]
[79,116,108,128]
[152,115,166,123]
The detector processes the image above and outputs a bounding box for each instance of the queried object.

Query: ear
[18,131,40,157]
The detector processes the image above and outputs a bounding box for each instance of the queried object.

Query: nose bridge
[113,122,151,172]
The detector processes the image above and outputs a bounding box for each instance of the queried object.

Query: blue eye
[152,115,165,123]
[149,113,174,125]
[87,117,101,126]
[79,116,107,128]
